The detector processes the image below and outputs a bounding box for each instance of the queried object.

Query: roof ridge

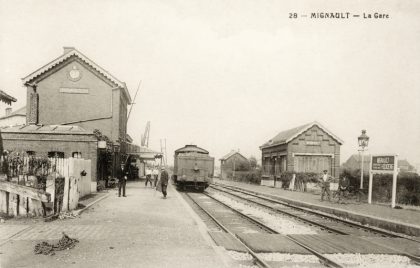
[261,121,343,148]
[21,48,131,103]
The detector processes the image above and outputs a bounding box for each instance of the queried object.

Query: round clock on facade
[68,65,82,81]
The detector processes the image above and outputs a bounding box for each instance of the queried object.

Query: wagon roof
[175,145,209,154]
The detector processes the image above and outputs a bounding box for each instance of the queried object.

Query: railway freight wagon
[173,145,214,191]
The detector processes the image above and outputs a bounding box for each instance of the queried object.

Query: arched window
[72,152,82,159]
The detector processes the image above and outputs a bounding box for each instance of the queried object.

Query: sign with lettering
[305,141,320,146]
[60,87,89,94]
[371,156,395,171]
[368,154,399,208]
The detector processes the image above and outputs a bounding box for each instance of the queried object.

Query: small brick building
[220,150,249,179]
[0,124,98,177]
[260,121,343,179]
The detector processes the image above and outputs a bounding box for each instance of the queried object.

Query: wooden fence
[0,157,91,217]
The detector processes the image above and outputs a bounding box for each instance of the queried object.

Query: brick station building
[22,47,131,143]
[260,121,343,179]
[0,47,140,191]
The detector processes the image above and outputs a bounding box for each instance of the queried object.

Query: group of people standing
[145,166,169,198]
[117,164,169,199]
[319,169,350,202]
[145,167,159,187]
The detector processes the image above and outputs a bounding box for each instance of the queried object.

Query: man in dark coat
[160,166,169,198]
[337,175,350,203]
[118,163,128,197]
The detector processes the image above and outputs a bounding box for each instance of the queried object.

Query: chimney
[28,86,39,125]
[63,46,75,54]
[5,108,11,116]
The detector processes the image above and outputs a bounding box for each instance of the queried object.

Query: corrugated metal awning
[127,144,162,160]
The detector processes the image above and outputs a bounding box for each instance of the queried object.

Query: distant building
[220,150,249,179]
[414,163,420,174]
[398,159,416,173]
[342,155,416,174]
[260,121,343,178]
[0,106,26,127]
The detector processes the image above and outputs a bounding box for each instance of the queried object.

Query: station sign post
[368,154,399,208]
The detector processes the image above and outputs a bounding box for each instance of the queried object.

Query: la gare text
[289,12,390,19]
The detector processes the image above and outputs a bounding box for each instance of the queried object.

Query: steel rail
[203,192,278,234]
[202,192,343,268]
[184,192,273,268]
[213,183,420,241]
[210,185,349,235]
[212,183,420,265]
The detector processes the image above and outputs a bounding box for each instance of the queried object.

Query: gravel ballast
[325,253,419,268]
[211,192,318,235]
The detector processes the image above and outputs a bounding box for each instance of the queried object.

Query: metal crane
[141,121,150,147]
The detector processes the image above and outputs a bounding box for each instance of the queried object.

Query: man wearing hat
[319,169,333,201]
[160,166,169,198]
[118,163,128,197]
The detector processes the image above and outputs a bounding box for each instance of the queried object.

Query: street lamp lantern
[358,130,369,189]
[358,130,369,148]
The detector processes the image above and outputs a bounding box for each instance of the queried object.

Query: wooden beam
[0,182,50,202]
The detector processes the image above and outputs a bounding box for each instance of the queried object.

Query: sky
[1,0,419,167]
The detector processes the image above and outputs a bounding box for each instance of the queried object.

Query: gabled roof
[22,47,131,103]
[220,150,248,161]
[9,106,26,116]
[0,90,17,105]
[260,121,343,149]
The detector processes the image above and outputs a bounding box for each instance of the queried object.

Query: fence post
[62,158,70,212]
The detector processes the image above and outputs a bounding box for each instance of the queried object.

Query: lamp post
[358,130,370,189]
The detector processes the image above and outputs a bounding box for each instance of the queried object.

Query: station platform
[0,181,229,268]
[214,179,420,237]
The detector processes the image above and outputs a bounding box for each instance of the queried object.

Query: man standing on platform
[118,163,128,197]
[160,166,169,198]
[152,167,159,188]
[319,169,333,201]
[145,167,153,187]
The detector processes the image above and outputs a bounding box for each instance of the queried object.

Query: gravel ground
[227,250,254,261]
[211,192,318,235]
[258,253,319,263]
[257,253,420,267]
[324,253,419,268]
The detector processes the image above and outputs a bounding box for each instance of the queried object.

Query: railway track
[184,192,273,268]
[185,192,344,268]
[210,184,396,237]
[209,183,420,264]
